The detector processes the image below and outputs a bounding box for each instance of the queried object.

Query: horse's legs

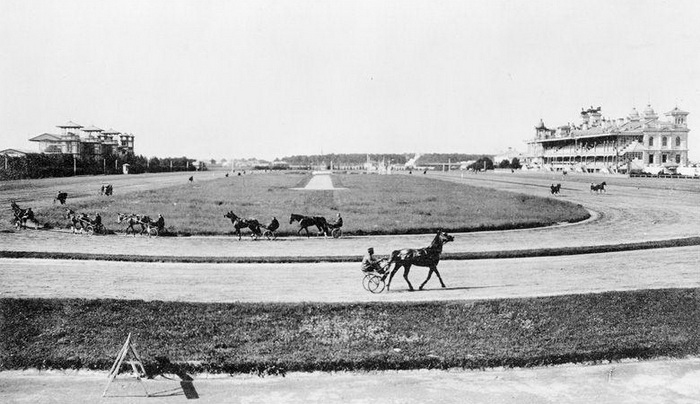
[402,264,414,291]
[386,263,401,291]
[420,265,446,290]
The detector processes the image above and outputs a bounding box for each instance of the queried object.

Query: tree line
[0,153,203,181]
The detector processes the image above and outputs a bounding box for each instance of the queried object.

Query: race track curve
[1,171,699,303]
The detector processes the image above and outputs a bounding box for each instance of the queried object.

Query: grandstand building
[28,121,135,160]
[526,105,690,173]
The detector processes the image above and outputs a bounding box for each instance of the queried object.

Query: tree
[510,157,522,170]
[498,159,511,169]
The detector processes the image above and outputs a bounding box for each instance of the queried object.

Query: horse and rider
[65,209,104,234]
[224,211,263,240]
[117,213,154,236]
[360,230,454,293]
[54,191,68,205]
[11,201,41,229]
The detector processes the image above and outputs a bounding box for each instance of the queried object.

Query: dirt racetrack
[1,170,699,260]
[1,170,699,302]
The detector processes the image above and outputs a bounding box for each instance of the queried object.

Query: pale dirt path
[1,358,699,404]
[2,246,698,303]
[1,171,698,259]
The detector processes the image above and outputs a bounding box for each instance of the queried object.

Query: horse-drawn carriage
[360,231,454,293]
[66,210,106,235]
[10,201,39,230]
[117,213,159,236]
[290,213,343,238]
[361,258,389,293]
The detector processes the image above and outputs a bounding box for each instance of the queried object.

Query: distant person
[189,176,194,183]
[155,214,165,232]
[330,213,343,228]
[267,216,279,233]
[55,191,68,205]
[100,185,105,195]
[93,213,102,227]
[105,184,113,196]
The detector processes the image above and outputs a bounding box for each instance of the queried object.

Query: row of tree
[278,153,492,167]
[0,153,203,181]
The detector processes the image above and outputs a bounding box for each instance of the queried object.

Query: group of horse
[549,181,607,195]
[224,212,342,240]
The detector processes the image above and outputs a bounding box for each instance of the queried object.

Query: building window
[676,137,681,147]
[648,154,654,164]
[662,137,667,147]
[662,155,667,163]
[648,137,654,146]
[676,154,681,164]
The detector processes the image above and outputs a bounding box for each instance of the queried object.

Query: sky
[2,0,700,162]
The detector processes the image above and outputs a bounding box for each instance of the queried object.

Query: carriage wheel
[148,227,158,237]
[85,225,95,235]
[264,230,277,240]
[368,275,385,293]
[362,274,373,291]
[331,228,342,239]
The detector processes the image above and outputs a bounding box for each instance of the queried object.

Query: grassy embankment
[2,289,699,374]
[33,173,589,236]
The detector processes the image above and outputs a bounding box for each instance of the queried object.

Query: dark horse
[224,211,262,240]
[590,181,606,194]
[117,213,151,235]
[289,213,328,237]
[550,183,561,195]
[385,230,454,291]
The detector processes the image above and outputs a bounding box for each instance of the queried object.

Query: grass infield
[2,288,699,375]
[33,172,590,236]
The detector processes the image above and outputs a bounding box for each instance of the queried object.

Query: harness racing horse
[224,211,262,240]
[117,213,150,236]
[289,213,328,237]
[590,181,607,194]
[385,230,454,292]
[65,209,88,233]
[550,183,561,195]
[11,201,31,229]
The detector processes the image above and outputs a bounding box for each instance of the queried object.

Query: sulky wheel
[264,230,277,240]
[362,273,374,291]
[148,227,158,237]
[368,275,385,294]
[331,228,342,239]
[85,225,95,235]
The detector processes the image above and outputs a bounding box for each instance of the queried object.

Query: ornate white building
[526,105,690,173]
[28,121,135,160]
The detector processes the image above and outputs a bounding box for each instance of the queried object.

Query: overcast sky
[2,0,700,161]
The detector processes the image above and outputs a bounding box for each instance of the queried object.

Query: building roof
[29,133,63,142]
[0,148,30,156]
[102,128,121,135]
[56,121,82,129]
[82,125,103,132]
[666,107,689,115]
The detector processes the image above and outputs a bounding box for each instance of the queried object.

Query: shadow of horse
[385,230,454,291]
[149,357,199,399]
